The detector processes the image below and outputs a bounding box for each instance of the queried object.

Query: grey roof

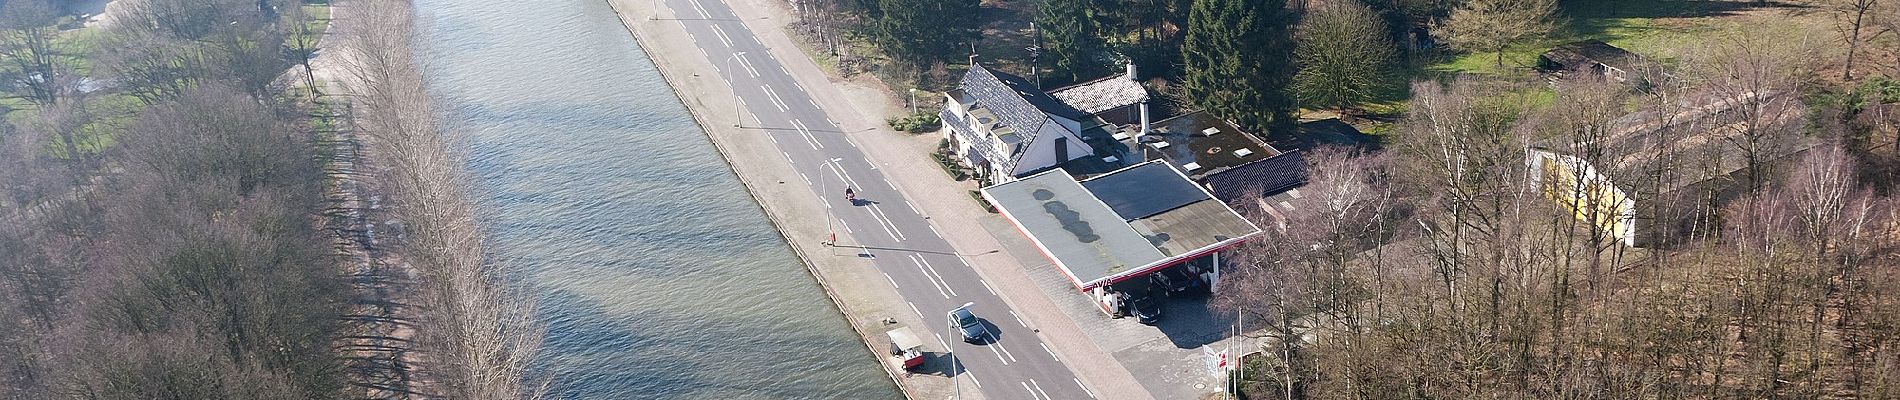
[1132,199,1259,256]
[1080,162,1210,221]
[1124,111,1280,178]
[960,65,1086,166]
[1047,75,1149,115]
[984,160,1262,290]
[982,169,1167,287]
[1204,150,1308,205]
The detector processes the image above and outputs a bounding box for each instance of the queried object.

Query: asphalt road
[656,0,1095,398]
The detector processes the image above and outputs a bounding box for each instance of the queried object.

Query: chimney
[1139,100,1151,138]
[1125,62,1138,81]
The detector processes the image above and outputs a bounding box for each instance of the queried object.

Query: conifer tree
[1182,0,1295,133]
[1038,0,1105,84]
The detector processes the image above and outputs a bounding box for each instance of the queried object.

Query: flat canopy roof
[982,161,1261,290]
[1081,161,1210,221]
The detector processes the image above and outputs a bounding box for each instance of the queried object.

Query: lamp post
[948,302,974,400]
[725,51,747,127]
[820,157,843,247]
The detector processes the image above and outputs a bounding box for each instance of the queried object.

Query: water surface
[409,0,900,397]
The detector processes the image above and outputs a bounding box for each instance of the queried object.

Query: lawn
[1428,0,1779,76]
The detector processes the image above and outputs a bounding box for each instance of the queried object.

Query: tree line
[1215,27,1900,398]
[0,0,544,398]
[0,0,346,397]
[788,0,1557,135]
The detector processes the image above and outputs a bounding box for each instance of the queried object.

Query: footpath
[602,0,1154,398]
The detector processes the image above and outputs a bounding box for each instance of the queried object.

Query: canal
[409,0,902,397]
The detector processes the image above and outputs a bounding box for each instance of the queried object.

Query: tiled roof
[1204,150,1308,204]
[960,65,1085,164]
[1048,75,1148,115]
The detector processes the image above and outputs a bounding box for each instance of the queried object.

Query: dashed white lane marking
[968,372,982,388]
[781,151,791,160]
[933,333,947,350]
[767,133,779,144]
[761,84,789,112]
[709,24,734,47]
[867,203,905,241]
[994,338,1017,362]
[1028,379,1051,400]
[838,219,853,233]
[980,279,997,296]
[788,119,820,149]
[908,255,950,299]
[914,255,955,296]
[1009,310,1027,328]
[904,199,920,214]
[883,272,899,289]
[928,224,944,238]
[1076,378,1096,398]
[736,52,760,77]
[1039,342,1059,362]
[984,334,1009,365]
[797,172,810,185]
[909,302,923,321]
[687,0,710,18]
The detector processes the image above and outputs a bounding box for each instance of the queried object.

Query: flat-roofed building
[981,160,1261,315]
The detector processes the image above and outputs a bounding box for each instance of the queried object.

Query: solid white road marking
[1076,378,1096,399]
[1040,342,1059,362]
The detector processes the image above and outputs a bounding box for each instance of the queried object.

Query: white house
[939,63,1146,184]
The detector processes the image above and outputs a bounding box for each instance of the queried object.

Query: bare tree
[1434,0,1558,68]
[342,0,545,397]
[1831,0,1881,80]
[1684,24,1817,192]
[0,0,66,106]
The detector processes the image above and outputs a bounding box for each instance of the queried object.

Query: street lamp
[725,51,747,127]
[820,157,843,246]
[947,302,974,400]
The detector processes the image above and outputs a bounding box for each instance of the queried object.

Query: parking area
[984,218,1251,400]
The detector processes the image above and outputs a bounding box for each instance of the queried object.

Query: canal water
[408,0,901,397]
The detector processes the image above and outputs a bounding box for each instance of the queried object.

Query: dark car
[1129,295,1162,325]
[1151,267,1201,295]
[950,305,988,343]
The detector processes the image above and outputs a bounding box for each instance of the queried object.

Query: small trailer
[885,327,926,370]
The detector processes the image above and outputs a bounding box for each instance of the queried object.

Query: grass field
[1428,0,1795,76]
